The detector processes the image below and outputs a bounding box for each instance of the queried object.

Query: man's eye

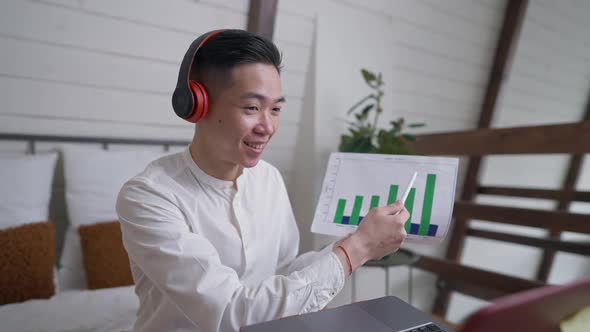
[245,106,259,111]
[272,107,282,112]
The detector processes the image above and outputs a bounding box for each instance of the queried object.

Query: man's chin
[241,158,260,168]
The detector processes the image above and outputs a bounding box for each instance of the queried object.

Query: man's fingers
[398,208,410,221]
[380,200,404,215]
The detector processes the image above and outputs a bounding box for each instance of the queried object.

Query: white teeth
[245,142,262,149]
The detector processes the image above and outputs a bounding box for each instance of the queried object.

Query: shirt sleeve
[273,169,343,276]
[116,178,345,332]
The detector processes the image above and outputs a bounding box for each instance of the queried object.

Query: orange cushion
[0,221,56,305]
[78,221,134,289]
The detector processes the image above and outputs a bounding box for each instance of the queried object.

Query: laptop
[240,296,455,332]
[241,276,590,332]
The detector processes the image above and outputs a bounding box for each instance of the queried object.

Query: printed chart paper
[311,153,459,244]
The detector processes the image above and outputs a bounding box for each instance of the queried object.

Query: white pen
[394,171,418,215]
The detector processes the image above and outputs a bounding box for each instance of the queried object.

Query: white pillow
[59,147,165,290]
[0,153,59,293]
[0,153,58,229]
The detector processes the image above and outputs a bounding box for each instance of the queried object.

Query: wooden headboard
[0,134,189,154]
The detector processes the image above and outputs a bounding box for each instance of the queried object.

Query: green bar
[350,196,364,225]
[387,185,399,205]
[370,195,380,210]
[333,199,346,224]
[404,188,416,233]
[419,174,437,235]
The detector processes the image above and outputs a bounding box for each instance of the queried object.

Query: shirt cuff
[302,251,346,312]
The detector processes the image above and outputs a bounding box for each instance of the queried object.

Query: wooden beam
[411,121,590,156]
[416,256,545,301]
[577,191,590,202]
[478,186,590,202]
[466,228,590,256]
[247,0,278,40]
[453,201,590,234]
[434,0,529,315]
[536,95,590,281]
[478,186,561,200]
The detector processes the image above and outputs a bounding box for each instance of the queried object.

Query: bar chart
[332,174,438,236]
[312,153,459,243]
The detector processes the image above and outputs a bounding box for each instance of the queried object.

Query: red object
[186,81,209,123]
[183,30,224,123]
[459,276,590,332]
[337,245,353,275]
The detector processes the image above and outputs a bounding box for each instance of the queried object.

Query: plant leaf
[361,104,374,117]
[402,134,416,141]
[408,123,426,128]
[361,68,377,84]
[346,94,374,115]
[339,133,375,153]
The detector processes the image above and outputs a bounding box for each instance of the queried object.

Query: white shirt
[116,148,345,332]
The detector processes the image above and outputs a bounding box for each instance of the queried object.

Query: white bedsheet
[0,286,138,332]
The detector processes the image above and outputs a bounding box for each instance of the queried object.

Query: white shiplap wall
[273,1,317,185]
[449,0,590,322]
[312,0,509,316]
[311,0,589,323]
[0,0,309,183]
[0,0,314,259]
[387,0,506,318]
[1,0,239,139]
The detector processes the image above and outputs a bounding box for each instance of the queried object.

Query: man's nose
[255,112,276,135]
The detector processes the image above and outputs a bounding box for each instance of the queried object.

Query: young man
[116,29,409,332]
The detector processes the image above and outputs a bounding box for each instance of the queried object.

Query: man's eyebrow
[240,92,286,103]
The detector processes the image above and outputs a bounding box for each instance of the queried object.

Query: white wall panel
[0,36,174,94]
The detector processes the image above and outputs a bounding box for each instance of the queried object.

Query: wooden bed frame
[0,134,189,154]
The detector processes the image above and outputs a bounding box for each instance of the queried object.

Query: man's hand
[334,200,409,274]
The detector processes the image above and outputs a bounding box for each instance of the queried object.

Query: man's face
[198,63,284,169]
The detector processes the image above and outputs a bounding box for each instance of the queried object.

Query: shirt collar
[183,147,248,191]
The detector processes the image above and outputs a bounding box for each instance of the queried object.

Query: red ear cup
[173,30,224,123]
[186,80,209,123]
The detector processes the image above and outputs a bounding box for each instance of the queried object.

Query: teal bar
[419,174,436,236]
[333,199,346,224]
[370,195,380,210]
[387,185,399,205]
[350,196,364,225]
[404,188,416,233]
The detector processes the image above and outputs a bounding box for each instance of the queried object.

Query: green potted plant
[339,68,425,154]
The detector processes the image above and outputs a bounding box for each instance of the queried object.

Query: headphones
[172,29,226,123]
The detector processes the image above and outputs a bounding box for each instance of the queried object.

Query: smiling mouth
[244,141,264,150]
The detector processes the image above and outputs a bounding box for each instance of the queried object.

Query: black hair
[189,29,283,85]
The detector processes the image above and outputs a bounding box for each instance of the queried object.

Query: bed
[0,134,189,332]
[0,286,138,332]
